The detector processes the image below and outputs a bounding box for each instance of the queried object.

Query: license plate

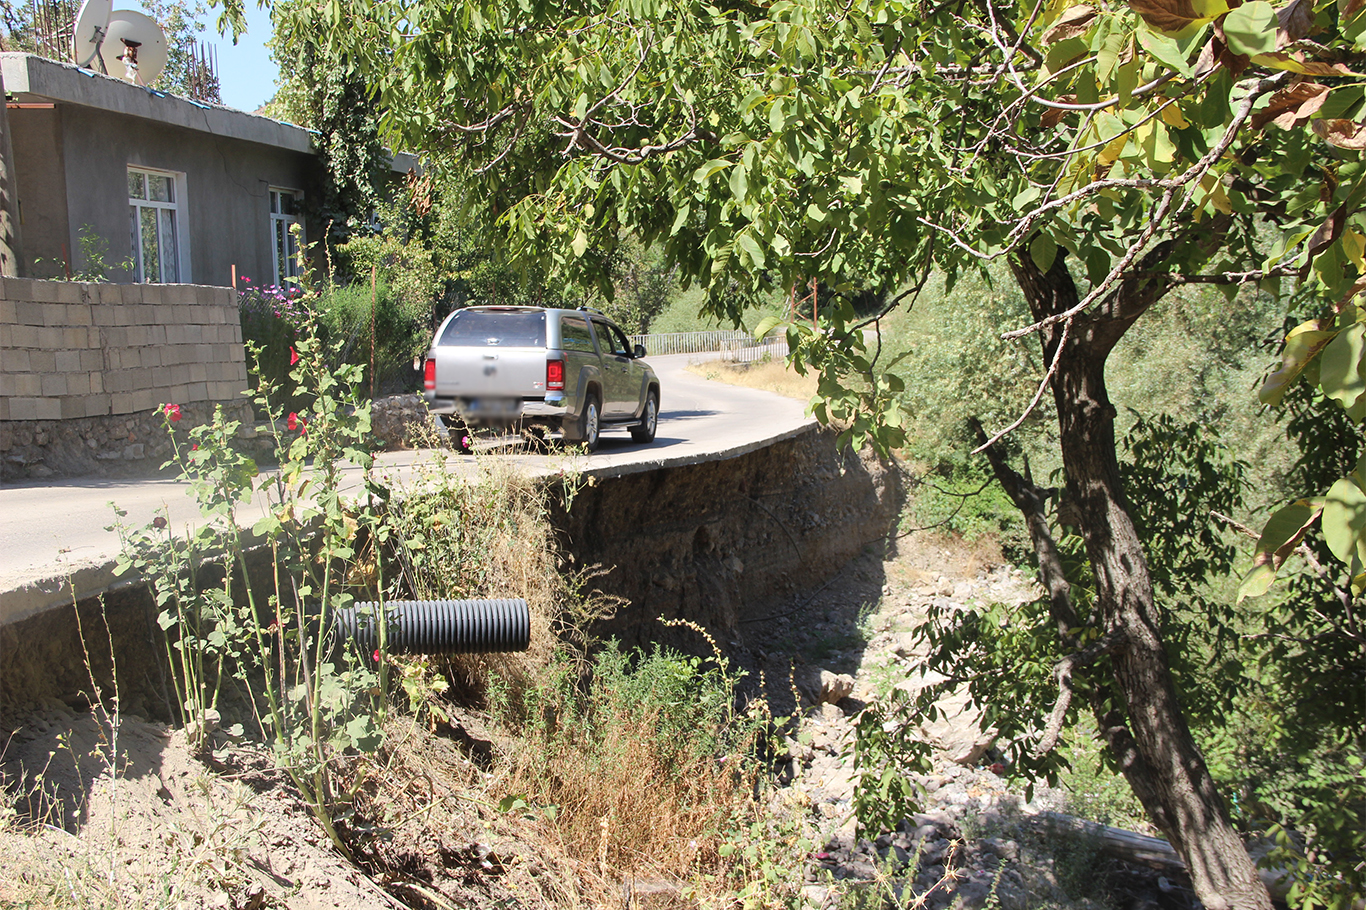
[465,398,522,418]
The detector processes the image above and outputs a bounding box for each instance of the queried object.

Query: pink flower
[287,412,299,431]
[152,516,167,530]
[163,403,181,422]
[372,649,381,663]
[191,444,198,451]
[290,347,299,365]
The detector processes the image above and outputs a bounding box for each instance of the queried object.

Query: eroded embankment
[560,426,902,647]
[0,426,902,724]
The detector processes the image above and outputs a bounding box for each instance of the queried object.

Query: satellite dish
[71,0,113,71]
[98,10,168,86]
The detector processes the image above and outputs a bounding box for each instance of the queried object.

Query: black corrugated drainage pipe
[333,599,530,654]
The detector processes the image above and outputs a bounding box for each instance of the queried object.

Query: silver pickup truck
[422,306,660,452]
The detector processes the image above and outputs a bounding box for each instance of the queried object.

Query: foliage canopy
[210,0,1366,902]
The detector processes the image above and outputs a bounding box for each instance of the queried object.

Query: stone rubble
[749,558,1200,910]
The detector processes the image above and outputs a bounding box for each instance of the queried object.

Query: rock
[982,837,1019,861]
[818,702,845,723]
[370,394,434,449]
[786,736,816,763]
[819,670,855,704]
[800,884,830,909]
[948,728,998,766]
[951,877,996,910]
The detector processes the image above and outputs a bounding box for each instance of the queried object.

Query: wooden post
[0,68,27,277]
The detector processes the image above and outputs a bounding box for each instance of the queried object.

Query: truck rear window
[439,310,546,347]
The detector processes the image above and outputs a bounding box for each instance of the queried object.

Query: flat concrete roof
[1,53,417,172]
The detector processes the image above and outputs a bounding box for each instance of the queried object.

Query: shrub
[311,279,429,395]
[237,278,310,411]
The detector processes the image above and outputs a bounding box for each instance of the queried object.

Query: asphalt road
[0,354,814,624]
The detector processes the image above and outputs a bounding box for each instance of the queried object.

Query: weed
[488,629,768,898]
[115,318,387,860]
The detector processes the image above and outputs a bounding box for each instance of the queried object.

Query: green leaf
[736,230,766,268]
[1320,321,1366,411]
[1137,26,1194,76]
[1222,1,1279,56]
[729,164,749,200]
[1238,499,1323,600]
[753,315,786,339]
[693,159,733,182]
[1030,233,1059,273]
[1259,323,1336,406]
[571,228,589,259]
[670,203,691,236]
[345,714,383,752]
[1094,20,1125,82]
[1322,474,1366,566]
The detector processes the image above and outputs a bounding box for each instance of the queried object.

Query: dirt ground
[0,529,1184,910]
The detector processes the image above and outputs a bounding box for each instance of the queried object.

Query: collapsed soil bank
[0,426,902,724]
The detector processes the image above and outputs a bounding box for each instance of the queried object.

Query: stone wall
[0,277,251,478]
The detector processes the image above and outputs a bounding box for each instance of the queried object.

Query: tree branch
[998,73,1285,344]
[1035,630,1126,756]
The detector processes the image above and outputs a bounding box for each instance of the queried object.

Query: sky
[154,1,279,113]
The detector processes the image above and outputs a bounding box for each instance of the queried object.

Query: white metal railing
[628,329,788,362]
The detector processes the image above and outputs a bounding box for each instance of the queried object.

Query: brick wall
[0,277,248,421]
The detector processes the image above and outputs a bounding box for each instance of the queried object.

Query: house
[0,51,415,480]
[1,51,412,287]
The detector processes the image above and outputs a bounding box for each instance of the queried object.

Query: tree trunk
[0,68,24,277]
[1006,250,1272,910]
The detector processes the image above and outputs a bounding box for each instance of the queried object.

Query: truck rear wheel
[576,392,601,452]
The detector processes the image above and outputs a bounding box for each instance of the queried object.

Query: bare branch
[444,104,518,134]
[853,237,937,333]
[971,314,1072,454]
[1161,266,1299,285]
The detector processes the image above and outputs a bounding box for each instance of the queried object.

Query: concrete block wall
[0,277,249,421]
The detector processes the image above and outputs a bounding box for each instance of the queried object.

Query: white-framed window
[270,188,304,287]
[128,166,189,283]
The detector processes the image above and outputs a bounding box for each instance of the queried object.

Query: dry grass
[482,632,771,903]
[687,357,819,400]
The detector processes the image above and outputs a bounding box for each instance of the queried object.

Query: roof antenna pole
[75,23,107,71]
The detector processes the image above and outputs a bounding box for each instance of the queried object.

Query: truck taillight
[546,357,565,391]
[424,358,435,390]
